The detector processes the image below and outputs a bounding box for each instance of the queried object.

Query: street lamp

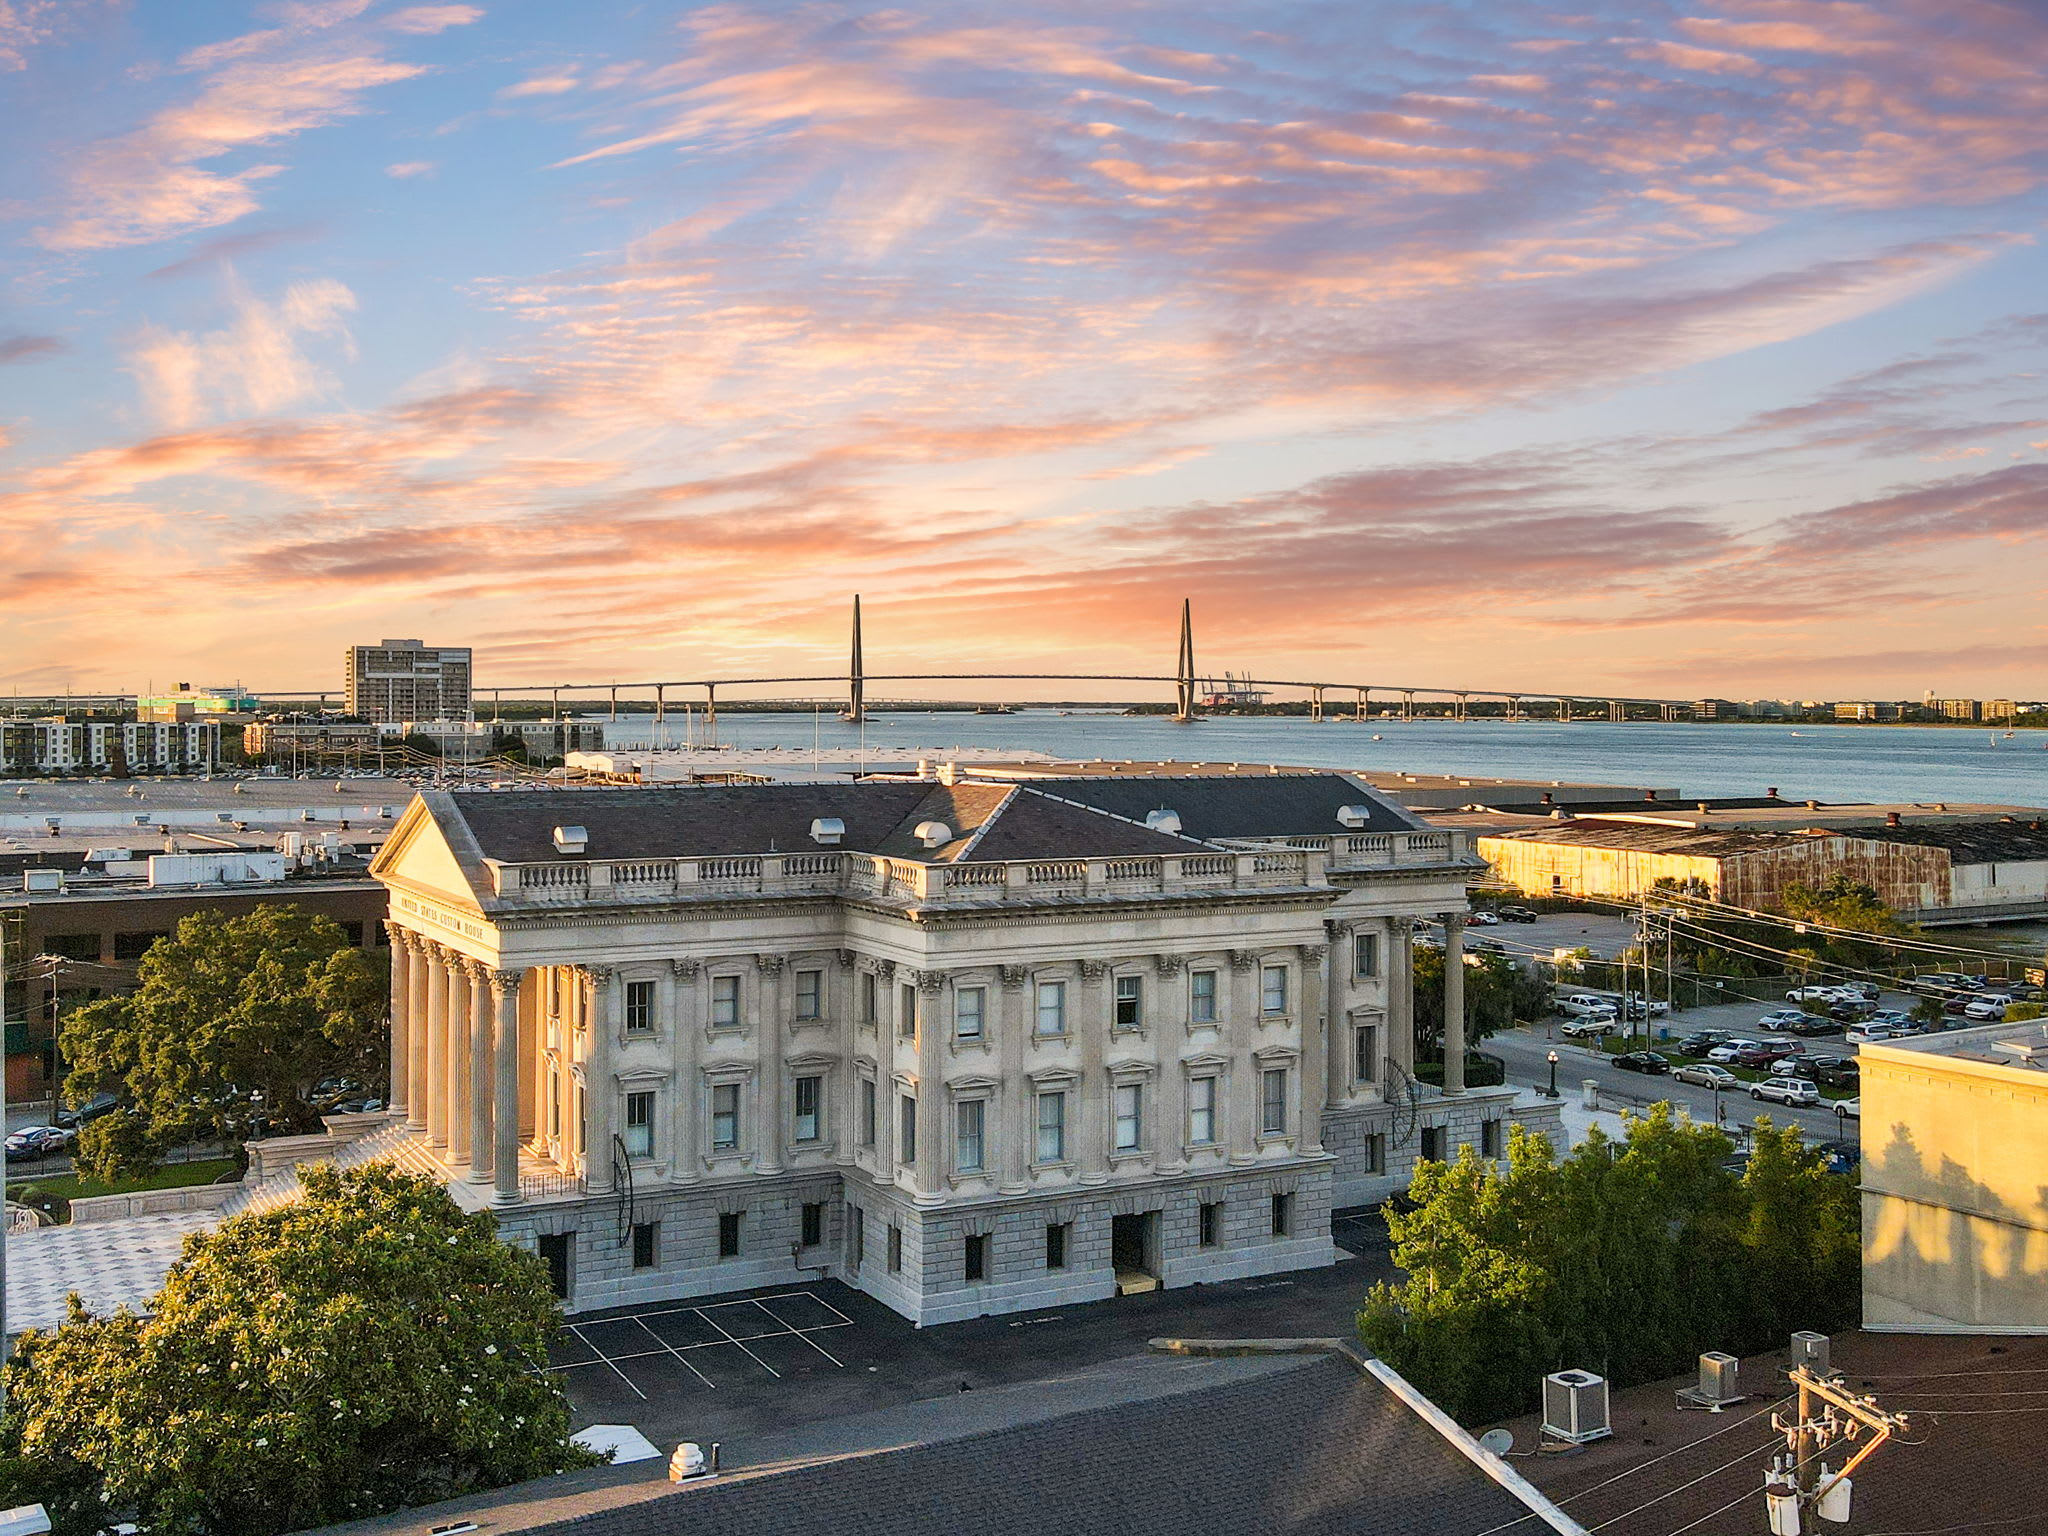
[1546,1050,1560,1099]
[1834,1100,1850,1141]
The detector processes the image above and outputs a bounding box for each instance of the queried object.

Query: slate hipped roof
[437,780,1213,866]
[979,771,1423,839]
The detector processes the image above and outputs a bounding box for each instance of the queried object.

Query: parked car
[1913,972,1972,994]
[1792,1056,1860,1087]
[1673,1062,1739,1090]
[1752,1076,1821,1107]
[1964,999,2010,1022]
[1845,1024,1900,1045]
[53,1091,119,1130]
[1837,1098,1861,1118]
[1676,1031,1731,1057]
[1614,1051,1671,1074]
[3,1126,70,1162]
[1943,996,1974,1017]
[1707,1039,1760,1063]
[1735,1040,1806,1069]
[1468,910,1501,926]
[1757,1008,1810,1031]
[1835,981,1880,1002]
[1621,994,1672,1018]
[2008,982,2043,1001]
[1559,994,1618,1019]
[1789,1013,1846,1037]
[1560,1015,1618,1039]
[1496,906,1539,922]
[1826,998,1876,1023]
[1786,986,1845,1004]
[1867,1009,1915,1028]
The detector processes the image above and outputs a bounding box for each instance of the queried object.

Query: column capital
[873,959,897,980]
[1078,960,1107,983]
[914,967,948,994]
[999,964,1029,989]
[1153,952,1186,976]
[835,949,858,969]
[395,927,427,953]
[1228,948,1258,972]
[669,957,700,980]
[488,967,524,996]
[1301,943,1329,963]
[754,953,786,976]
[1324,918,1354,939]
[578,963,614,986]
[1440,911,1467,930]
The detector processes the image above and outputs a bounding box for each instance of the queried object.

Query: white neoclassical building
[369,769,1556,1324]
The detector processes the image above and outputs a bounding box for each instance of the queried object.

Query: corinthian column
[1226,950,1258,1165]
[424,944,450,1147]
[997,965,1029,1193]
[913,969,946,1199]
[491,968,523,1204]
[1442,913,1467,1094]
[387,930,411,1117]
[582,965,615,1192]
[405,933,430,1131]
[467,961,494,1182]
[448,960,474,1164]
[1324,922,1352,1111]
[1298,941,1328,1153]
[1076,961,1109,1185]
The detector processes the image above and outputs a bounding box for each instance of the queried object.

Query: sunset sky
[4,0,2046,703]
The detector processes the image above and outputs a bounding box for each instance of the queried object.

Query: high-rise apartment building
[344,640,472,722]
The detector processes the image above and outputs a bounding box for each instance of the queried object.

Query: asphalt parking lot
[555,1208,1397,1450]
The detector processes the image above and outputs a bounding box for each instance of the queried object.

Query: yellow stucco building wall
[1860,1028,2048,1334]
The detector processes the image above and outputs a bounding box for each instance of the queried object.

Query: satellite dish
[1479,1429,1514,1455]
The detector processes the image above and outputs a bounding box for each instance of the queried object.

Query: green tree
[1412,947,1543,1065]
[0,1165,598,1536]
[59,907,386,1182]
[1359,1108,1859,1423]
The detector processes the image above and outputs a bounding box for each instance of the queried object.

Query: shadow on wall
[1862,1121,2048,1331]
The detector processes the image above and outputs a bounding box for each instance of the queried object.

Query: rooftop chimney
[1886,811,1902,827]
[1766,787,1780,799]
[1805,800,1820,811]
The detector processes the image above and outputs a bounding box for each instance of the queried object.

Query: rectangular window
[631,1221,658,1269]
[887,1223,903,1273]
[861,970,878,1025]
[1354,932,1379,979]
[1353,1025,1380,1086]
[548,1074,561,1138]
[1114,1083,1142,1152]
[711,974,740,1029]
[1199,1201,1222,1248]
[800,1202,824,1248]
[710,1082,740,1151]
[718,1211,742,1258]
[1420,1126,1445,1162]
[851,1208,865,1268]
[795,969,823,1021]
[113,931,167,962]
[1261,1068,1288,1135]
[1035,980,1067,1036]
[1261,965,1289,1015]
[955,986,986,1040]
[1188,1076,1217,1145]
[46,934,99,963]
[1035,1091,1066,1163]
[964,1232,989,1283]
[793,1075,822,1143]
[859,1078,877,1147]
[1365,1133,1386,1175]
[623,979,656,1034]
[899,1093,917,1163]
[623,1089,655,1158]
[900,983,917,1039]
[1480,1120,1503,1158]
[1190,969,1218,1023]
[1270,1193,1293,1238]
[1114,974,1142,1028]
[955,1099,986,1173]
[1045,1222,1069,1270]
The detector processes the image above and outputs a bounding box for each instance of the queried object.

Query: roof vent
[1336,804,1372,829]
[1766,787,1780,799]
[810,817,845,846]
[1886,811,1902,827]
[1805,799,1820,811]
[914,820,952,850]
[1145,808,1183,836]
[552,825,588,855]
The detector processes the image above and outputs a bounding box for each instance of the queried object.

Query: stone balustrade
[481,848,1327,905]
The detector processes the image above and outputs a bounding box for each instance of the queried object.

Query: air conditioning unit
[1691,1351,1743,1408]
[1542,1369,1611,1444]
[1791,1331,1831,1376]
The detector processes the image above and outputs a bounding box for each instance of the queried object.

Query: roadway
[1487,1011,1862,1144]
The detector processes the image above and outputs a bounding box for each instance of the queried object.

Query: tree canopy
[58,905,386,1182]
[1411,946,1549,1065]
[1358,1109,1860,1424]
[0,1164,597,1536]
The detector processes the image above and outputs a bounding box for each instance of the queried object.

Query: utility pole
[1765,1366,1910,1533]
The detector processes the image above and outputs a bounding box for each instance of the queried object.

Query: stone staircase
[217,1116,443,1220]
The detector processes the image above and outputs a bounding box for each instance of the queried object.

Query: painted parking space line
[566,1322,647,1402]
[633,1314,719,1389]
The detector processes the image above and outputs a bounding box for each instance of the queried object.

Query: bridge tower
[847,594,866,724]
[1309,685,1325,723]
[1354,687,1369,723]
[1172,599,1197,721]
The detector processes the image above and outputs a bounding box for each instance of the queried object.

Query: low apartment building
[371,772,1555,1324]
[1,719,222,775]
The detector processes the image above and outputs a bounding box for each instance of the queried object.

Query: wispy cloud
[125,274,357,426]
